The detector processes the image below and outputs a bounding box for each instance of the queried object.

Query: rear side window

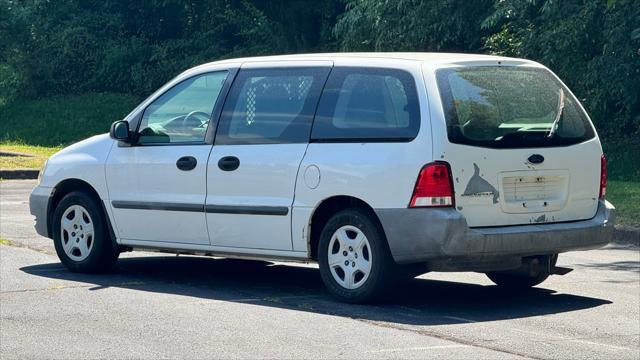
[215,67,330,145]
[436,66,595,148]
[311,67,420,142]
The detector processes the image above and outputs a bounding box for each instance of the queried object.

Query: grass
[594,137,638,227]
[602,137,640,182]
[606,180,640,228]
[0,143,62,169]
[0,93,638,227]
[0,92,139,169]
[0,93,141,147]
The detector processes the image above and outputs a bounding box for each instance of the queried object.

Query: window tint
[436,67,595,148]
[137,71,228,144]
[215,67,330,145]
[311,67,420,142]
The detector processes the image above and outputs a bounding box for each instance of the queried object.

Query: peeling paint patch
[462,163,500,204]
[533,214,546,223]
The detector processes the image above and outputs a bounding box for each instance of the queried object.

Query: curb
[0,169,39,180]
[613,226,640,246]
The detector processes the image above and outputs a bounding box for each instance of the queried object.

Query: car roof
[191,52,539,71]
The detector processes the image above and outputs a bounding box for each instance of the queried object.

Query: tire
[317,208,395,303]
[52,191,119,272]
[486,255,555,289]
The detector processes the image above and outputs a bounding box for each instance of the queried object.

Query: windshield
[436,66,595,148]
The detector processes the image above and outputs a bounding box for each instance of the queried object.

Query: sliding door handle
[218,156,240,171]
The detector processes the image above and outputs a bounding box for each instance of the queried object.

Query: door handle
[218,156,240,171]
[176,156,197,171]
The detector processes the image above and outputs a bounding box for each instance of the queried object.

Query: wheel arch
[47,178,117,251]
[308,195,387,261]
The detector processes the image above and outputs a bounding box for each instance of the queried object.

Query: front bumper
[29,185,53,238]
[375,200,615,266]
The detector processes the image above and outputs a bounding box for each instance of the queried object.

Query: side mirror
[109,120,131,142]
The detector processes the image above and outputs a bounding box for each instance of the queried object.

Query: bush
[0,93,141,146]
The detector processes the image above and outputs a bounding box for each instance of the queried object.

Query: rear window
[436,66,595,148]
[311,67,420,142]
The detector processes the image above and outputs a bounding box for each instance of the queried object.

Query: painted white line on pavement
[368,344,469,353]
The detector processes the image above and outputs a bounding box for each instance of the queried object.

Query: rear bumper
[375,200,615,266]
[29,185,52,238]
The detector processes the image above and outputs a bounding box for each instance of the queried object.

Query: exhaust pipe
[524,255,573,277]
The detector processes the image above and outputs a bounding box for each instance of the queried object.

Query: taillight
[409,162,454,208]
[599,154,607,199]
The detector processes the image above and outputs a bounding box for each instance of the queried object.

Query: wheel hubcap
[60,205,94,261]
[327,225,372,290]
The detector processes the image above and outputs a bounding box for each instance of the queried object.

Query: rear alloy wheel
[318,209,394,303]
[52,191,119,272]
[327,225,372,290]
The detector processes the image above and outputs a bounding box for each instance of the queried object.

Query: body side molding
[112,201,288,216]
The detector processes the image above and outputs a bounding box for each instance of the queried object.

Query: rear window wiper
[547,89,565,139]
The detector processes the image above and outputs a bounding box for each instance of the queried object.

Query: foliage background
[0,0,638,179]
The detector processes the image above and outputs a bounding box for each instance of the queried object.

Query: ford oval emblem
[528,154,545,164]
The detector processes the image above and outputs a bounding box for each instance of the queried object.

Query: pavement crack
[0,241,55,256]
[0,284,92,294]
[543,336,639,352]
[354,318,547,360]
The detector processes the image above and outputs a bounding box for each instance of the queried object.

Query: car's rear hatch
[433,65,602,227]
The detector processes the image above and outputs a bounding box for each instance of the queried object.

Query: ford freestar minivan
[30,53,615,303]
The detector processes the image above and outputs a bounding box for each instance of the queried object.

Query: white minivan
[30,53,615,303]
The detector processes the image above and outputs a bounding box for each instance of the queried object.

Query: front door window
[138,71,228,144]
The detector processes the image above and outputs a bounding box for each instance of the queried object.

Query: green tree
[483,0,640,137]
[1,0,638,142]
[3,0,296,97]
[334,0,494,51]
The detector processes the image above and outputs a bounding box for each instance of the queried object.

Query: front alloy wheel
[52,191,119,272]
[60,205,95,261]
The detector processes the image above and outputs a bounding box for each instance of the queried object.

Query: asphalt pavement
[1,180,639,359]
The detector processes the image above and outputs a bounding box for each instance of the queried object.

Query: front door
[206,62,331,250]
[106,70,229,245]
